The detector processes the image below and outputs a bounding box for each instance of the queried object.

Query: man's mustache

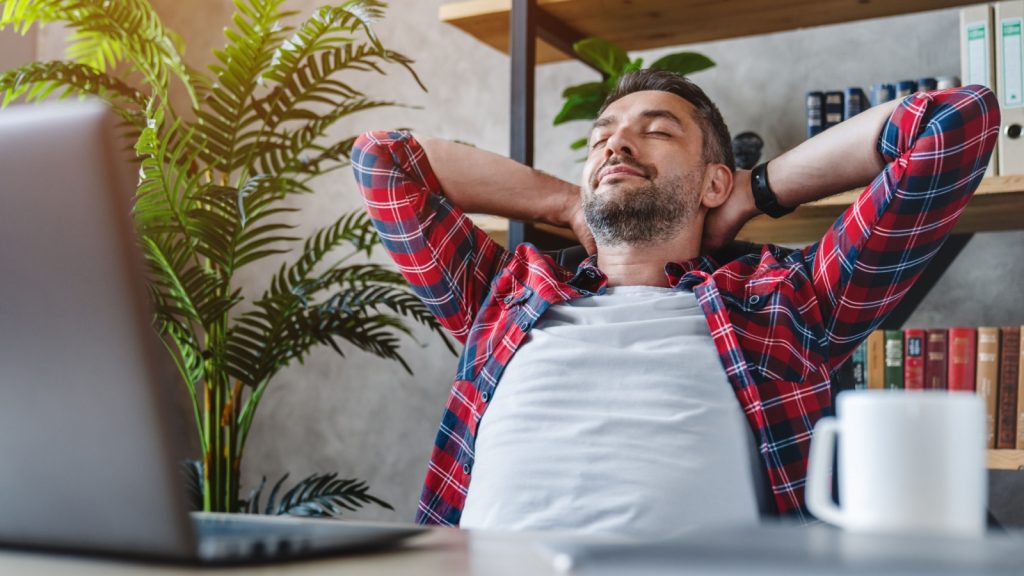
[592,156,655,187]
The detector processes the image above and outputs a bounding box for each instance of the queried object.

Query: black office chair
[543,240,766,271]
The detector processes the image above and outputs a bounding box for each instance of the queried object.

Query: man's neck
[595,231,701,288]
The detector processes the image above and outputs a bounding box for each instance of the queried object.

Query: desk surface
[1,522,1023,575]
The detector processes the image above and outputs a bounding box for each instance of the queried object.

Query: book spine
[997,326,1021,449]
[870,82,896,106]
[823,91,844,129]
[806,91,824,138]
[867,330,886,390]
[1018,326,1024,450]
[917,77,938,92]
[926,329,948,390]
[904,329,926,390]
[947,327,977,392]
[884,330,904,390]
[844,87,867,120]
[852,340,868,390]
[896,79,918,98]
[976,327,1001,449]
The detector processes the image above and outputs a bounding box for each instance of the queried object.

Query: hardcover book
[1017,325,1024,450]
[926,329,949,390]
[976,326,1001,448]
[904,329,926,390]
[884,330,904,390]
[867,330,886,390]
[947,327,976,392]
[823,91,844,130]
[997,326,1020,449]
[806,91,824,138]
[851,340,867,390]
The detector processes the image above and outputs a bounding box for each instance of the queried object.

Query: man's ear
[700,163,734,209]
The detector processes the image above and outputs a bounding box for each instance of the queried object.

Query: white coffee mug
[806,391,987,538]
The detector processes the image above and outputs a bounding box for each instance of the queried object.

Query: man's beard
[582,171,700,247]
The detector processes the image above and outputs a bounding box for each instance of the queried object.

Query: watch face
[732,131,764,170]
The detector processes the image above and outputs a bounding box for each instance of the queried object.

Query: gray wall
[3,2,1022,523]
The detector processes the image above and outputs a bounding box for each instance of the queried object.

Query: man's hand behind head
[701,168,759,255]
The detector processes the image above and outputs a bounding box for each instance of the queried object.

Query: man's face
[581,90,708,246]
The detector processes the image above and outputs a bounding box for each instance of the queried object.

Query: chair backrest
[542,240,765,271]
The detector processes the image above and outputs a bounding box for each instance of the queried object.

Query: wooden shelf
[472,175,1024,248]
[440,0,979,65]
[738,174,1024,245]
[988,450,1024,471]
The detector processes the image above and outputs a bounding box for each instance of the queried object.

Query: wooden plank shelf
[988,449,1024,471]
[440,0,979,65]
[471,175,1024,248]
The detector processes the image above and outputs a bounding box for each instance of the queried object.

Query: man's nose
[603,129,635,160]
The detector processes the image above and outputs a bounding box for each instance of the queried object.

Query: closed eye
[646,131,671,137]
[590,138,607,149]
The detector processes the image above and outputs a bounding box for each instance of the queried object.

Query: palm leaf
[0,60,146,125]
[242,472,392,517]
[197,0,293,172]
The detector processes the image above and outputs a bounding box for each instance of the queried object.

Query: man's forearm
[769,97,903,208]
[419,137,579,228]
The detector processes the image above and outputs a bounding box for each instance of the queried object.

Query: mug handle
[805,416,846,527]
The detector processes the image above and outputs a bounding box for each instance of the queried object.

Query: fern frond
[0,60,146,125]
[197,0,293,172]
[0,0,68,34]
[242,472,391,517]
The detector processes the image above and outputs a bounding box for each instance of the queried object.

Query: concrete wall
[4,2,1022,523]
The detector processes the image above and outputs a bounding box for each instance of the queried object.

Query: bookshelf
[988,450,1024,471]
[440,0,980,65]
[442,0,1024,471]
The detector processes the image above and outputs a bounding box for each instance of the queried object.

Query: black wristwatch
[751,162,794,219]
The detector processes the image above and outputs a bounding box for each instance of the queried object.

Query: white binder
[996,1,1024,175]
[962,4,999,176]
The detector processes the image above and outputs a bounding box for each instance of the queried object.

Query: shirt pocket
[742,272,790,312]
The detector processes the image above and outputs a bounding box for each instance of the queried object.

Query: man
[351,70,999,537]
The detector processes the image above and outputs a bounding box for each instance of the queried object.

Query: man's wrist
[751,161,795,218]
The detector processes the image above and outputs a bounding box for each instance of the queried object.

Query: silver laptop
[0,100,423,563]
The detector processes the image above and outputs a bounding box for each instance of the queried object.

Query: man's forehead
[593,90,696,128]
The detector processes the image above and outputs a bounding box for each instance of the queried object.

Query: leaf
[570,137,589,150]
[623,57,643,74]
[648,52,715,76]
[561,81,605,100]
[572,37,629,77]
[553,92,604,125]
[259,472,392,517]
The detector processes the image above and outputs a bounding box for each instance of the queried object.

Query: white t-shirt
[459,285,762,539]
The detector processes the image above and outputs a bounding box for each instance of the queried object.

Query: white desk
[0,522,1022,575]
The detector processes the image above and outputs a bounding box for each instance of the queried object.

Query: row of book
[847,327,1023,449]
[806,78,960,138]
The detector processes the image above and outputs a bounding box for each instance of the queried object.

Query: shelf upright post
[508,0,536,248]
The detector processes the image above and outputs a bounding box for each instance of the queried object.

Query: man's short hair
[599,69,735,172]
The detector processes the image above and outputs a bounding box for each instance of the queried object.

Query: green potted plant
[0,0,452,516]
[555,37,715,152]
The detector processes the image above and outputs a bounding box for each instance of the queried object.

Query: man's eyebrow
[592,116,615,130]
[591,109,686,132]
[640,109,686,129]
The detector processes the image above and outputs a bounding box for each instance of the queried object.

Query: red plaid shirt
[352,85,999,526]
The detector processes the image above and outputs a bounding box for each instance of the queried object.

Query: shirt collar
[568,253,720,293]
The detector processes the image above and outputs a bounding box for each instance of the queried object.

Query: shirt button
[481,391,490,403]
[749,295,760,305]
[584,268,598,279]
[503,295,513,304]
[462,462,472,475]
